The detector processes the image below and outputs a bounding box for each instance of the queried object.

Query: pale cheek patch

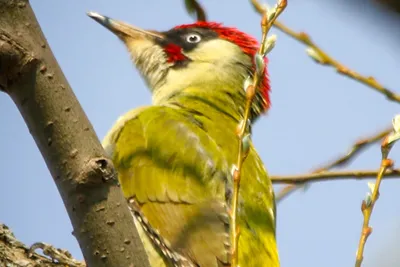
[125,38,170,89]
[125,39,155,62]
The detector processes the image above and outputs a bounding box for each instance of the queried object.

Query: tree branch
[272,127,391,201]
[250,0,400,104]
[0,1,149,266]
[271,168,400,183]
[313,127,392,172]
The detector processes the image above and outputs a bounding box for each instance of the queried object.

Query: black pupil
[189,35,198,42]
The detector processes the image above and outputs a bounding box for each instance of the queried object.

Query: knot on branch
[75,157,118,189]
[0,31,38,93]
[0,224,25,249]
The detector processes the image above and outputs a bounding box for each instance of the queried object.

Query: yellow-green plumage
[90,12,280,267]
[103,87,278,266]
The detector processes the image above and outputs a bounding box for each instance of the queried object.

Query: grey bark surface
[0,1,150,266]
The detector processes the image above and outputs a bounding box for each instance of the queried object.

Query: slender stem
[231,94,254,266]
[354,158,392,267]
[231,2,287,266]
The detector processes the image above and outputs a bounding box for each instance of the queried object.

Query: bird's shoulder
[103,105,233,266]
[103,105,231,194]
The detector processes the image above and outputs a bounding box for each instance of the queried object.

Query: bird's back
[103,105,278,266]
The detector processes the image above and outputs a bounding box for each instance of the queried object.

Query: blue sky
[1,1,399,266]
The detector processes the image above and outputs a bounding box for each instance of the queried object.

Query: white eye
[185,33,201,43]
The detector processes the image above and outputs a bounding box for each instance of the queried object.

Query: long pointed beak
[87,11,164,40]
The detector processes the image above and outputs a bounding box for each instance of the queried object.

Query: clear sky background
[1,1,400,266]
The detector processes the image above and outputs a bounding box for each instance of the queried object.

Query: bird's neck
[156,84,246,124]
[152,62,249,123]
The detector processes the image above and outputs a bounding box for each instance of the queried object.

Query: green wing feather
[107,105,279,267]
[112,106,230,266]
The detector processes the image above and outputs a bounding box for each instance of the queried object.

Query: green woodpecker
[88,11,279,267]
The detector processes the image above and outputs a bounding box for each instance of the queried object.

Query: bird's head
[88,12,270,117]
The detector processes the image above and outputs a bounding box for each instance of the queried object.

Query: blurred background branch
[184,0,207,21]
[251,0,400,103]
[376,0,400,14]
[273,126,393,200]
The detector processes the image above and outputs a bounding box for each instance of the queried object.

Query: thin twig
[273,127,391,201]
[314,128,392,172]
[184,0,207,21]
[250,0,400,103]
[274,184,297,202]
[271,168,400,183]
[231,1,287,266]
[354,134,395,267]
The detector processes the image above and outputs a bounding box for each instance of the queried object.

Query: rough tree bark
[0,1,150,266]
[0,223,83,266]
